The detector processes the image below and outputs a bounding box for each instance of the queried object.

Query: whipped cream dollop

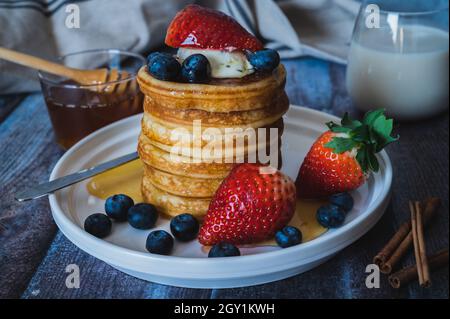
[177,48,255,79]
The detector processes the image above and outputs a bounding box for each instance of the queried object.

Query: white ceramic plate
[49,106,392,288]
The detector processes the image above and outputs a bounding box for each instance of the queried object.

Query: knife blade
[15,151,139,202]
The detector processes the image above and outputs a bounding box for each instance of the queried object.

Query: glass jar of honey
[39,49,145,149]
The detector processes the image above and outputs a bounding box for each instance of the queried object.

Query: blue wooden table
[0,57,448,299]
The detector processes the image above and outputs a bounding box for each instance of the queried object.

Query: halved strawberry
[296,109,398,199]
[198,164,296,246]
[165,4,263,52]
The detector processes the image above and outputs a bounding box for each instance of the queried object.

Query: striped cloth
[0,0,359,93]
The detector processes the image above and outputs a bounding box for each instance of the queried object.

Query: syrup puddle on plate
[87,159,143,202]
[255,199,327,247]
[87,159,327,248]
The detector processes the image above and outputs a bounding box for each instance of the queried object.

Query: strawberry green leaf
[327,122,352,133]
[363,109,385,126]
[328,109,397,173]
[352,124,370,142]
[367,147,380,172]
[333,127,353,133]
[325,137,358,154]
[356,145,369,172]
[373,115,393,136]
[341,113,352,126]
[370,128,396,151]
[327,121,341,130]
[341,113,363,129]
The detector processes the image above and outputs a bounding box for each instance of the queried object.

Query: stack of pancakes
[136,65,289,219]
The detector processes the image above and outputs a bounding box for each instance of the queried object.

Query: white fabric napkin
[0,0,360,93]
[206,0,360,63]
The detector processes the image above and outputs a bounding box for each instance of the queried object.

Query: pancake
[138,134,282,177]
[138,135,234,178]
[143,165,222,198]
[141,113,284,150]
[142,177,211,218]
[141,131,281,164]
[143,90,289,127]
[137,65,287,113]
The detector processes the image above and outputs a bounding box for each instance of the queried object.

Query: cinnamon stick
[389,249,448,289]
[380,229,414,274]
[373,220,411,266]
[411,201,425,285]
[415,201,431,287]
[378,197,441,274]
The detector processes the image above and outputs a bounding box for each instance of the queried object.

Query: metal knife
[15,152,139,202]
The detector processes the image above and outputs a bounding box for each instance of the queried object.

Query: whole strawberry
[198,164,296,246]
[297,109,398,199]
[165,4,263,52]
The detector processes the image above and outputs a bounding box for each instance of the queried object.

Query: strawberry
[165,4,263,52]
[296,109,398,199]
[198,164,296,246]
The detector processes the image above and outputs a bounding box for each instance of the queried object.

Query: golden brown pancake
[141,113,284,150]
[143,91,289,127]
[140,131,281,164]
[138,133,282,177]
[138,135,235,178]
[142,177,211,218]
[143,165,222,198]
[137,65,287,113]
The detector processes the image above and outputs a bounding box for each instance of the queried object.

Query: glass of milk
[346,0,449,120]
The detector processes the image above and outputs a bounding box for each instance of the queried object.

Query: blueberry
[181,54,211,84]
[147,52,181,81]
[147,52,169,65]
[105,194,134,222]
[84,214,112,238]
[275,226,303,248]
[317,205,347,228]
[208,242,241,258]
[170,214,199,242]
[247,49,280,72]
[329,193,354,213]
[128,203,158,230]
[146,230,174,255]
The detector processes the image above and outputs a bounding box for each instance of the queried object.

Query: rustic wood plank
[21,232,212,299]
[0,94,63,298]
[0,94,26,123]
